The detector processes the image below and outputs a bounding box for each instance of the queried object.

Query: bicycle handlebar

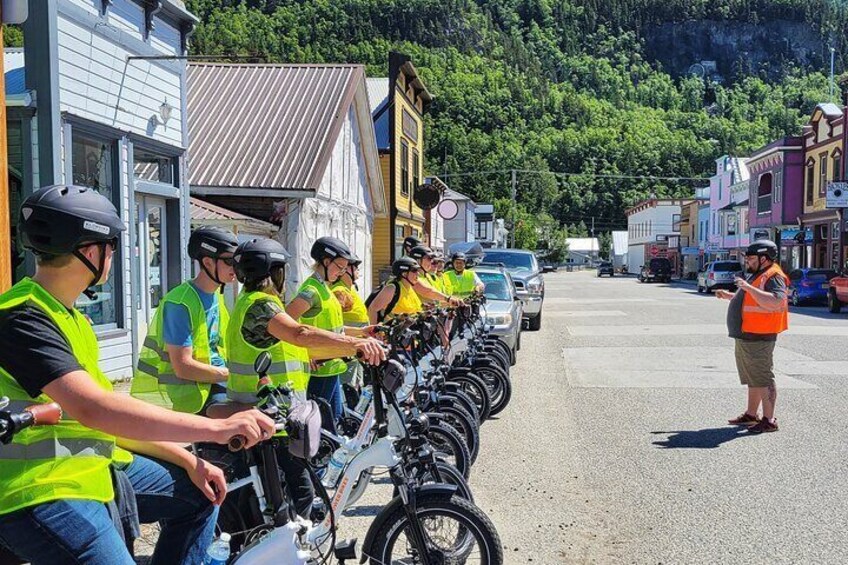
[0,400,63,445]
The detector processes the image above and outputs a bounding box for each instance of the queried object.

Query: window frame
[806,161,815,205]
[819,153,828,197]
[757,172,773,215]
[400,140,410,198]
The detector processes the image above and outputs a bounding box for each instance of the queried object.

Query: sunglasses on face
[218,256,235,266]
[78,238,119,252]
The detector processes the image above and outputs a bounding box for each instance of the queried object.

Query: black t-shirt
[0,303,82,398]
[726,270,787,342]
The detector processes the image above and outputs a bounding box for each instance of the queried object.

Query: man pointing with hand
[716,240,789,434]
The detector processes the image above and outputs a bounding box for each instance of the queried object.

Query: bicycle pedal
[334,538,357,561]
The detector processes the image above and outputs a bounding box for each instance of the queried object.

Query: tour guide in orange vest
[716,240,788,434]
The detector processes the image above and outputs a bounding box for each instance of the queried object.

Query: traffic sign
[650,245,658,257]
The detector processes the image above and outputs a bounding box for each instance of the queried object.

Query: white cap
[219,532,231,543]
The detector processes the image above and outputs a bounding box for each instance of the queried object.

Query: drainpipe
[841,100,848,272]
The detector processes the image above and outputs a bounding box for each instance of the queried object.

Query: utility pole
[510,169,516,248]
[591,216,595,262]
[831,47,836,103]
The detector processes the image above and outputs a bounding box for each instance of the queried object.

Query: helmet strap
[73,243,108,300]
[200,256,225,286]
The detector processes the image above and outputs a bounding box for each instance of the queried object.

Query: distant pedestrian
[716,240,788,433]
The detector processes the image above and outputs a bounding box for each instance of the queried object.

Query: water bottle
[203,532,231,565]
[354,386,373,414]
[322,446,348,488]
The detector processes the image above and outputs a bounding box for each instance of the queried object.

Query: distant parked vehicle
[788,269,837,306]
[827,272,848,313]
[597,261,614,277]
[638,258,672,283]
[476,266,523,362]
[697,261,743,293]
[481,249,544,331]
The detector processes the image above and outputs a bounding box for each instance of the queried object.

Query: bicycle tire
[427,421,472,479]
[473,363,512,416]
[437,403,480,465]
[448,388,481,426]
[366,492,503,565]
[448,372,491,423]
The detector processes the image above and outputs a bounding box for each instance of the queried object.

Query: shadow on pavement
[650,426,754,449]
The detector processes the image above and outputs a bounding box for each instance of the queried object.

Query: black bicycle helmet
[403,236,421,253]
[20,185,125,256]
[188,226,238,260]
[392,257,420,278]
[20,185,126,292]
[409,245,434,261]
[310,236,355,263]
[745,240,778,261]
[348,252,363,267]
[233,238,290,282]
[451,252,467,263]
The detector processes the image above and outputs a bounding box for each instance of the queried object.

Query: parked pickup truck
[827,274,848,313]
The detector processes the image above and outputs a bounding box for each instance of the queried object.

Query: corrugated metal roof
[566,238,600,252]
[4,48,24,97]
[817,102,843,117]
[188,63,363,191]
[190,197,276,232]
[366,77,389,114]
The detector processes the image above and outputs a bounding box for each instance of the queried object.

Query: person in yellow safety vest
[368,257,461,324]
[433,251,453,295]
[716,239,789,434]
[408,245,448,300]
[286,237,379,422]
[131,226,238,415]
[0,185,275,564]
[331,254,370,407]
[206,238,384,517]
[444,252,485,298]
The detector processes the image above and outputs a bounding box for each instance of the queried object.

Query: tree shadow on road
[650,426,754,449]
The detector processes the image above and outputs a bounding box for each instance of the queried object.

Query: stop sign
[650,245,658,257]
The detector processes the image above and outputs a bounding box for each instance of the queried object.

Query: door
[134,195,168,354]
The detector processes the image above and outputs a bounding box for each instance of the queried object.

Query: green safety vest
[297,276,347,377]
[0,278,117,515]
[226,290,310,411]
[131,282,229,414]
[445,270,477,297]
[330,281,369,326]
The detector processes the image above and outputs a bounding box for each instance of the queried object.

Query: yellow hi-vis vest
[389,280,423,318]
[445,270,476,297]
[131,282,229,414]
[297,276,347,377]
[331,281,369,326]
[226,290,310,412]
[0,278,117,515]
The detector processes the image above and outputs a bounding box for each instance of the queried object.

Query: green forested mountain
[185,0,843,246]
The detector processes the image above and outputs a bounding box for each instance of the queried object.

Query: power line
[437,168,710,183]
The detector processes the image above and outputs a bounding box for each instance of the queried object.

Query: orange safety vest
[741,264,789,335]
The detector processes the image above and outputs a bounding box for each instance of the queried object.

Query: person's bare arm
[116,438,227,505]
[715,289,736,300]
[267,313,384,364]
[734,278,786,311]
[367,286,393,325]
[43,371,275,447]
[413,280,450,303]
[167,344,228,384]
[285,296,311,320]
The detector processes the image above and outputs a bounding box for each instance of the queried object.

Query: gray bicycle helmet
[310,236,355,263]
[188,226,238,261]
[409,245,435,261]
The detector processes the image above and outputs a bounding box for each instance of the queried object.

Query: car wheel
[705,285,713,294]
[528,312,542,331]
[610,272,614,277]
[697,284,704,293]
[828,290,842,314]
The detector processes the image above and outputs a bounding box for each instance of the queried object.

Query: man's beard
[746,263,759,274]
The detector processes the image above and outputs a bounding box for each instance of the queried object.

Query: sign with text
[826,182,848,208]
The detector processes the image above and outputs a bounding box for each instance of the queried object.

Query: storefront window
[134,148,174,184]
[394,225,404,260]
[72,133,119,329]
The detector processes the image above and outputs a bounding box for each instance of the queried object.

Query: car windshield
[483,251,536,272]
[599,262,612,267]
[806,270,837,281]
[478,272,512,301]
[714,262,741,272]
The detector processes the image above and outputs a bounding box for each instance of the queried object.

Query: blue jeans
[308,374,344,421]
[0,455,218,565]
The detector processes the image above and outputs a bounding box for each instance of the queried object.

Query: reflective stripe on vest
[130,282,229,413]
[446,270,476,297]
[331,281,369,326]
[298,276,346,376]
[741,264,789,335]
[226,291,310,432]
[390,281,423,317]
[0,278,117,515]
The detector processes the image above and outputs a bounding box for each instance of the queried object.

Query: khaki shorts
[734,339,776,388]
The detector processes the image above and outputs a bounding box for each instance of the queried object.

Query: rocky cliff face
[643,20,827,80]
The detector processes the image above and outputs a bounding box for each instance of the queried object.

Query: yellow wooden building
[367,53,433,285]
[800,103,845,268]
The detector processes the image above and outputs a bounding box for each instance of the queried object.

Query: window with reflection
[134,148,174,185]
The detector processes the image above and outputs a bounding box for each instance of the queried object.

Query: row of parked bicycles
[0,293,515,564]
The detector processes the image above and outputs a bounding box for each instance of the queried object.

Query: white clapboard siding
[65,0,100,17]
[56,13,184,148]
[99,332,134,381]
[105,0,144,38]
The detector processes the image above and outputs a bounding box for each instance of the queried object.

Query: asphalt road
[137,270,848,563]
[345,270,848,564]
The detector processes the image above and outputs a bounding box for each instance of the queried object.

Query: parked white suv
[697,261,743,294]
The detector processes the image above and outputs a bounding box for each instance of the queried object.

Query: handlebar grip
[228,434,247,452]
[257,376,272,388]
[25,403,62,426]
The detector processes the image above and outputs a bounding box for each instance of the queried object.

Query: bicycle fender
[424,411,446,422]
[359,484,459,563]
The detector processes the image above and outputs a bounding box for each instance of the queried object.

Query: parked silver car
[481,249,544,331]
[697,260,744,293]
[476,266,523,361]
